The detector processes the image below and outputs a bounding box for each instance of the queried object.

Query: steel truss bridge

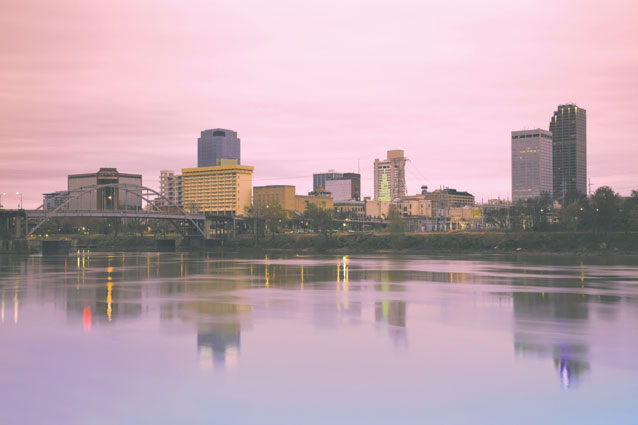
[25,183,208,238]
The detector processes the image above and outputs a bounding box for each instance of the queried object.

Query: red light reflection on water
[83,306,92,333]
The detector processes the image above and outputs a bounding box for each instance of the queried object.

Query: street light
[16,192,22,209]
[0,192,5,209]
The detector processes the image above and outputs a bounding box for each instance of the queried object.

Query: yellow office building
[182,165,254,215]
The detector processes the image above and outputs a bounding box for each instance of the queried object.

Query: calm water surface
[1,252,638,424]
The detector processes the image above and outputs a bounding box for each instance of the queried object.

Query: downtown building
[181,162,254,216]
[67,168,142,211]
[312,171,361,201]
[420,188,475,212]
[549,104,586,202]
[313,170,343,192]
[42,191,69,210]
[373,150,406,201]
[159,170,183,208]
[323,174,361,202]
[511,129,553,201]
[198,128,241,167]
[253,185,333,215]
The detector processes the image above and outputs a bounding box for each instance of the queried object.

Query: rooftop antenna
[358,158,360,174]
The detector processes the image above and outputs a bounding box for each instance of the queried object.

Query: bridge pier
[204,215,236,239]
[0,210,26,240]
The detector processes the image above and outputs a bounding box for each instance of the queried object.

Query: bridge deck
[26,210,205,221]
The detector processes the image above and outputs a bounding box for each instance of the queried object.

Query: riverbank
[220,232,638,255]
[2,232,637,255]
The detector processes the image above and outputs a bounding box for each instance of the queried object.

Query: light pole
[0,192,5,209]
[16,192,22,209]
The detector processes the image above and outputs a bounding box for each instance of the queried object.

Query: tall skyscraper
[374,150,406,201]
[549,104,586,202]
[511,129,553,201]
[197,129,241,167]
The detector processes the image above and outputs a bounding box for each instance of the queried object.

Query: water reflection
[2,252,638,423]
[512,291,590,390]
[375,300,407,347]
[193,303,250,370]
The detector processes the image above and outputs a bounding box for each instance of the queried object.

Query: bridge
[8,183,212,239]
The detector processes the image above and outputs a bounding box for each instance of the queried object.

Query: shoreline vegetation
[211,232,638,255]
[4,232,637,255]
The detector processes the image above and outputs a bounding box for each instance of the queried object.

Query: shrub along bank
[221,232,638,254]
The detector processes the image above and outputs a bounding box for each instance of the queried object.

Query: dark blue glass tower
[197,129,241,167]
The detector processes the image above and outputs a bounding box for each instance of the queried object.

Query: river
[1,252,637,424]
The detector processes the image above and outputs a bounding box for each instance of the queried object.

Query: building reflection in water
[511,267,594,390]
[197,320,241,370]
[375,300,407,347]
[180,302,251,370]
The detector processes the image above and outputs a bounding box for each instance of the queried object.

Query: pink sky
[1,0,637,208]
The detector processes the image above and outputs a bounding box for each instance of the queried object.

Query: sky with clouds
[1,0,637,208]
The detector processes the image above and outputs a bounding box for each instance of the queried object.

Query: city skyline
[1,0,637,208]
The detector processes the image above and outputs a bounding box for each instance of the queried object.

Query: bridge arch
[26,183,206,238]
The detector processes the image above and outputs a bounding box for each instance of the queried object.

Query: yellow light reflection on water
[337,256,350,290]
[106,282,113,321]
[264,255,270,288]
[14,291,19,324]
